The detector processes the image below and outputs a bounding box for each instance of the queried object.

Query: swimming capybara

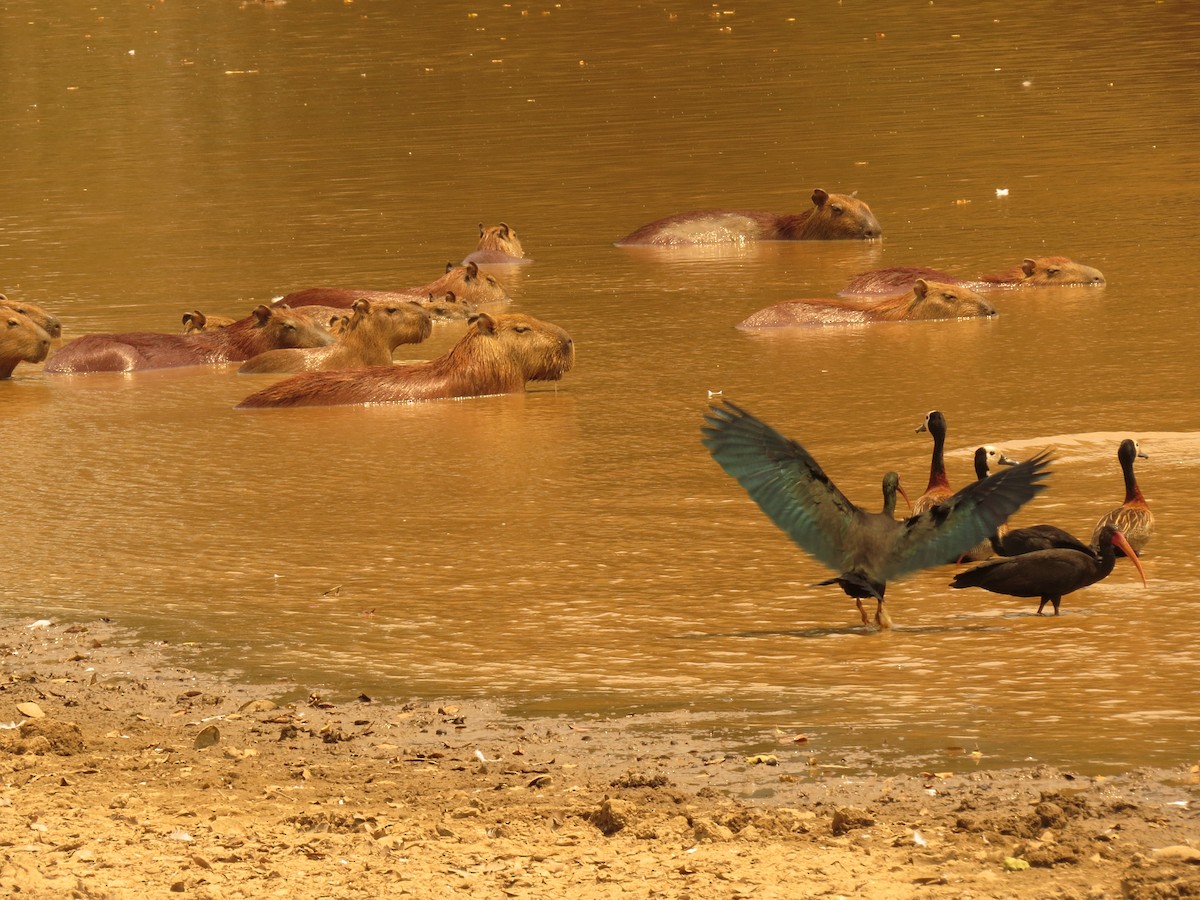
[615,189,882,245]
[737,279,997,329]
[181,310,237,333]
[418,291,479,322]
[238,298,432,374]
[237,312,574,409]
[45,304,334,374]
[841,256,1106,296]
[275,262,509,312]
[462,222,532,266]
[1,310,53,378]
[0,294,62,341]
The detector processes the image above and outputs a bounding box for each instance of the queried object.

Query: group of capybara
[3,190,1105,408]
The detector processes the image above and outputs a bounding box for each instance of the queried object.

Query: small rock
[1152,845,1200,863]
[591,798,635,836]
[193,725,220,750]
[692,818,733,843]
[1004,856,1030,871]
[831,807,875,836]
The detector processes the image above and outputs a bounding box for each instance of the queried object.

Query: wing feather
[881,450,1053,581]
[700,401,864,573]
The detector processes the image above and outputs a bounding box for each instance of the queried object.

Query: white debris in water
[995,188,1009,197]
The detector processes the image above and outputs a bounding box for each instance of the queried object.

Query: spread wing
[880,450,1053,582]
[700,401,866,573]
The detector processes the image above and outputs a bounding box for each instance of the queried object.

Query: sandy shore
[0,618,1196,898]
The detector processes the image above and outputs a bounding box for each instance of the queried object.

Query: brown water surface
[4,2,1200,772]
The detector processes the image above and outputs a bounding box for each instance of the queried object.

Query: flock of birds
[701,401,1150,630]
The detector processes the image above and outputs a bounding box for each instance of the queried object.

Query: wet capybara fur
[462,222,532,266]
[181,310,237,333]
[616,189,882,245]
[238,298,432,374]
[1,294,62,341]
[45,305,334,374]
[1,310,53,378]
[275,262,509,312]
[737,279,997,328]
[237,312,573,409]
[841,256,1105,295]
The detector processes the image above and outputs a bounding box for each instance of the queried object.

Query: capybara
[462,222,532,266]
[44,304,334,374]
[238,298,432,374]
[840,256,1105,296]
[181,310,237,333]
[274,262,509,312]
[0,294,62,341]
[418,291,478,322]
[237,312,574,409]
[737,279,997,329]
[615,189,882,245]
[1,310,53,378]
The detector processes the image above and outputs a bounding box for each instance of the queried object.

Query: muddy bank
[0,619,1196,898]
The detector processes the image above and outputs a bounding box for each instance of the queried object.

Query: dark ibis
[700,400,1052,629]
[971,445,1093,557]
[950,524,1147,615]
[914,410,953,515]
[1091,439,1153,555]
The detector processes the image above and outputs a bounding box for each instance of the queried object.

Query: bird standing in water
[951,524,1147,615]
[701,401,1053,629]
[1091,439,1154,555]
[913,410,954,515]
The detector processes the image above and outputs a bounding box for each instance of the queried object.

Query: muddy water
[4,3,1200,773]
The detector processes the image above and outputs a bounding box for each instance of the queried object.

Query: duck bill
[1111,532,1148,587]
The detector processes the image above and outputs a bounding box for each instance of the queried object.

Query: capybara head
[348,297,433,347]
[252,304,336,348]
[1,310,53,377]
[0,295,62,341]
[1020,256,1106,286]
[181,310,236,334]
[806,188,882,240]
[464,311,574,383]
[901,279,996,320]
[476,222,525,258]
[416,291,479,322]
[440,261,510,306]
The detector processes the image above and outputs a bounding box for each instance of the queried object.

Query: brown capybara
[0,294,62,341]
[275,262,509,312]
[1,310,53,378]
[181,310,237,333]
[841,256,1106,296]
[237,312,574,409]
[615,189,882,245]
[737,279,997,329]
[462,222,532,266]
[238,298,432,374]
[44,304,334,374]
[417,291,479,322]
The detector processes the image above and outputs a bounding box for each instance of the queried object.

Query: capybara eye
[831,205,844,215]
[513,326,531,333]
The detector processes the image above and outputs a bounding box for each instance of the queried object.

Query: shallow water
[3,1,1200,773]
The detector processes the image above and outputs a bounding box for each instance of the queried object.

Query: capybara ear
[464,261,479,279]
[444,291,457,303]
[499,222,510,237]
[352,297,371,316]
[445,261,456,273]
[252,304,273,325]
[811,188,830,207]
[468,312,497,334]
[182,311,203,327]
[1021,258,1038,278]
[912,279,930,299]
[478,223,486,237]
